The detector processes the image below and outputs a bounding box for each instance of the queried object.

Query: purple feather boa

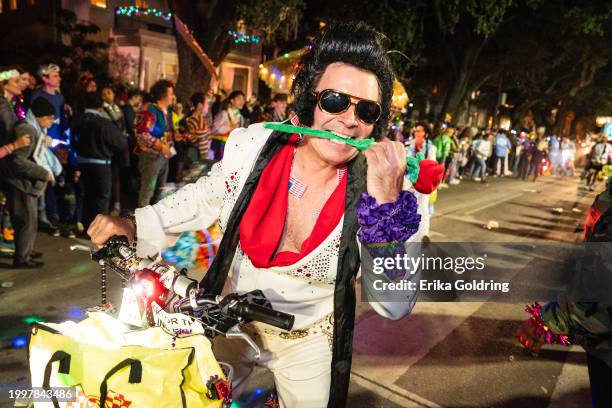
[356,191,421,243]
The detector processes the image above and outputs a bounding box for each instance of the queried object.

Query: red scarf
[239,135,347,268]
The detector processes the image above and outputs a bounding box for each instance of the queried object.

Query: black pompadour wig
[291,21,395,140]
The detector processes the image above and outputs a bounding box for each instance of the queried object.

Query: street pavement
[0,173,598,407]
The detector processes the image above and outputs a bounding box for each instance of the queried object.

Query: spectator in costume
[405,122,442,239]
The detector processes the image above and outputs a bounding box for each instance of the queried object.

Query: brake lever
[70,244,109,267]
[70,244,94,253]
[225,325,262,360]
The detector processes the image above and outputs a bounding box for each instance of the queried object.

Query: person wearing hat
[26,97,64,237]
[0,97,56,268]
[30,64,68,142]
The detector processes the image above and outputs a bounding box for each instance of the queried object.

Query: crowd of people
[390,123,581,185]
[1,21,610,407]
[0,63,297,269]
[391,120,612,239]
[0,61,608,269]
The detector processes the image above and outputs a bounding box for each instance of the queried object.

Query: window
[135,0,150,7]
[28,0,35,5]
[9,0,17,10]
[161,63,178,80]
[233,68,249,96]
[90,0,107,8]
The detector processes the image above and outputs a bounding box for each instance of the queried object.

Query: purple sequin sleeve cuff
[357,191,421,244]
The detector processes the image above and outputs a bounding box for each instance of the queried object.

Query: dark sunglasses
[313,89,382,125]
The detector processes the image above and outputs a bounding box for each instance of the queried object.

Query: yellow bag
[428,190,438,205]
[29,312,226,408]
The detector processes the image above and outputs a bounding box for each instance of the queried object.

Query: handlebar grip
[232,302,295,331]
[92,235,130,262]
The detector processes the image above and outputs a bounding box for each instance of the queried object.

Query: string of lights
[115,6,172,22]
[227,30,261,44]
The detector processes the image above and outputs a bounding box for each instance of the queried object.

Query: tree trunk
[455,98,469,126]
[512,99,541,128]
[173,31,212,102]
[553,102,573,137]
[493,72,503,128]
[167,0,236,102]
[441,39,485,121]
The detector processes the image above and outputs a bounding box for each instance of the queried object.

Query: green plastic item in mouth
[264,122,424,182]
[263,122,377,151]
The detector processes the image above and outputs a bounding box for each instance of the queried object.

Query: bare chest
[277,183,336,254]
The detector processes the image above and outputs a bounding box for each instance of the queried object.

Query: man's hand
[46,172,54,182]
[160,143,173,159]
[87,215,136,246]
[362,139,406,204]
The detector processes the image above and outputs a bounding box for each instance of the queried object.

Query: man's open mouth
[326,131,355,144]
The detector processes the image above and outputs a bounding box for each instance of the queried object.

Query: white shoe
[76,222,84,233]
[449,179,460,185]
[473,177,482,181]
[439,183,449,189]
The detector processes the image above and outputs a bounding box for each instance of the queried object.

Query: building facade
[86,0,261,96]
[0,0,261,97]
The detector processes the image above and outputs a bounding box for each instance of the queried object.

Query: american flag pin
[288,175,306,199]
